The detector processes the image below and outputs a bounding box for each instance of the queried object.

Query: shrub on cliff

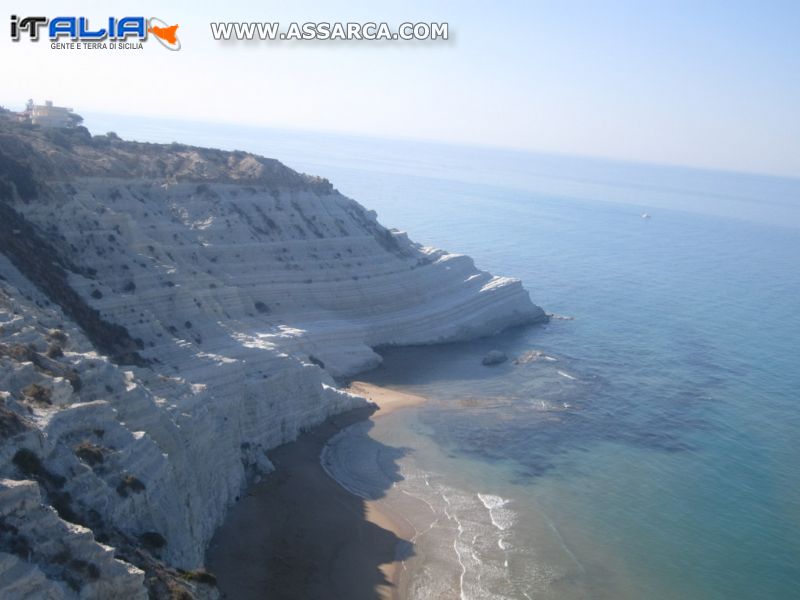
[43,126,91,149]
[47,329,68,344]
[46,343,63,358]
[74,442,104,466]
[181,569,217,585]
[22,383,51,404]
[116,474,146,497]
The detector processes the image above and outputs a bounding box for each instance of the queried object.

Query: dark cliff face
[0,131,40,201]
[0,200,148,366]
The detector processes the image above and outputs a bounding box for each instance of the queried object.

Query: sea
[87,114,800,599]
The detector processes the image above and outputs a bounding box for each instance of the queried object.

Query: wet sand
[346,382,426,598]
[207,383,425,599]
[347,381,426,418]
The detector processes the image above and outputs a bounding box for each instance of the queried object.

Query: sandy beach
[347,381,426,417]
[345,382,426,598]
[207,382,425,599]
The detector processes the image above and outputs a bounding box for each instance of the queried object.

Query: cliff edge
[0,116,544,597]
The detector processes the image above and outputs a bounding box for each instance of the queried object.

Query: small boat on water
[641,212,651,219]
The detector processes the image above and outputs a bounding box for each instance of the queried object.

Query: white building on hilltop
[27,100,79,128]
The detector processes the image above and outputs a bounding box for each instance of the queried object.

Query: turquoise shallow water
[89,115,800,598]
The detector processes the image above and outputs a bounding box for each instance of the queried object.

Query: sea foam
[478,493,516,531]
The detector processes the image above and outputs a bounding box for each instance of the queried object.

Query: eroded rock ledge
[0,117,544,597]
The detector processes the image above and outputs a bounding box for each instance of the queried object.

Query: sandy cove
[207,382,425,599]
[347,382,426,599]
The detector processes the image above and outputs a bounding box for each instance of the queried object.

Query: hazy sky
[3,1,799,177]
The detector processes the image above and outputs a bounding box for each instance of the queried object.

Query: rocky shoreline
[0,114,544,597]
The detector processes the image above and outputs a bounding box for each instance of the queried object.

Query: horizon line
[4,98,799,182]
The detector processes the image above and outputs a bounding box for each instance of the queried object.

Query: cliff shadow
[207,405,414,600]
[366,322,547,387]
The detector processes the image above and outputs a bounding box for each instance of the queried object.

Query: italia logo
[10,15,181,50]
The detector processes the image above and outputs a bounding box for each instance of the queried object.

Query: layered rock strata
[0,118,544,597]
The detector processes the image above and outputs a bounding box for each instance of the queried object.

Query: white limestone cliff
[0,121,544,597]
